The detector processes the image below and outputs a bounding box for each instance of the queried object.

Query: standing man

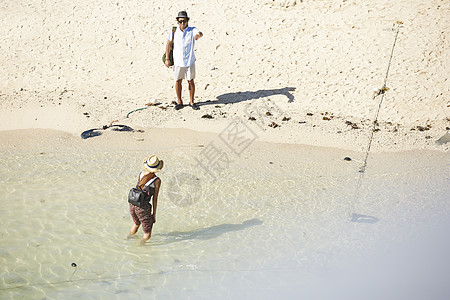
[165,11,203,110]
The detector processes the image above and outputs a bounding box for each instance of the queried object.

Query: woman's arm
[152,179,161,223]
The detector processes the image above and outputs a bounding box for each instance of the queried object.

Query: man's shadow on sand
[152,218,263,245]
[199,87,296,106]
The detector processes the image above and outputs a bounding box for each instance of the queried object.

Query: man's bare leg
[188,79,195,105]
[175,79,183,105]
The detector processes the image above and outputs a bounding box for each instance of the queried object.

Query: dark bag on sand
[128,177,158,208]
[162,26,177,66]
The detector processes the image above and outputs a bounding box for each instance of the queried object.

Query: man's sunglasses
[178,19,188,24]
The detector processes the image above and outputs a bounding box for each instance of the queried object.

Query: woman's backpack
[128,176,158,208]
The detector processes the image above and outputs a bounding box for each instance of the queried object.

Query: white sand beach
[0,0,449,151]
[0,0,449,298]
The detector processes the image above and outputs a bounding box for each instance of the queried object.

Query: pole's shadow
[152,218,263,244]
[351,213,379,224]
[199,87,296,106]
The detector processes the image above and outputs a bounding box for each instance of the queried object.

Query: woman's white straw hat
[143,155,164,173]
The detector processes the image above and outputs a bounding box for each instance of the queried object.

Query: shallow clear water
[0,145,449,299]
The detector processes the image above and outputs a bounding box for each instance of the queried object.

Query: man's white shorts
[174,63,196,81]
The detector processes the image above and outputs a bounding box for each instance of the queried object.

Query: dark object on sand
[268,122,279,128]
[345,120,360,129]
[109,125,133,132]
[80,128,103,139]
[81,124,134,139]
[344,157,352,161]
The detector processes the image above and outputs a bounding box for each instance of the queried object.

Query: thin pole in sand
[350,21,403,221]
[359,21,403,174]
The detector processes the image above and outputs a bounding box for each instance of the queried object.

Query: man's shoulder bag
[162,26,177,66]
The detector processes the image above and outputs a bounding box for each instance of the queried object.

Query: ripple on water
[0,149,449,298]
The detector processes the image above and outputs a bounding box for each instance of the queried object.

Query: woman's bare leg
[127,224,140,239]
[140,231,152,245]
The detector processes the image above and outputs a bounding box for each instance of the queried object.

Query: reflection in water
[153,218,263,244]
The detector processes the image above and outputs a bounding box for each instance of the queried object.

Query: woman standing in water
[128,155,163,245]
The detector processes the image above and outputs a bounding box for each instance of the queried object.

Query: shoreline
[1,128,448,169]
[0,109,449,153]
